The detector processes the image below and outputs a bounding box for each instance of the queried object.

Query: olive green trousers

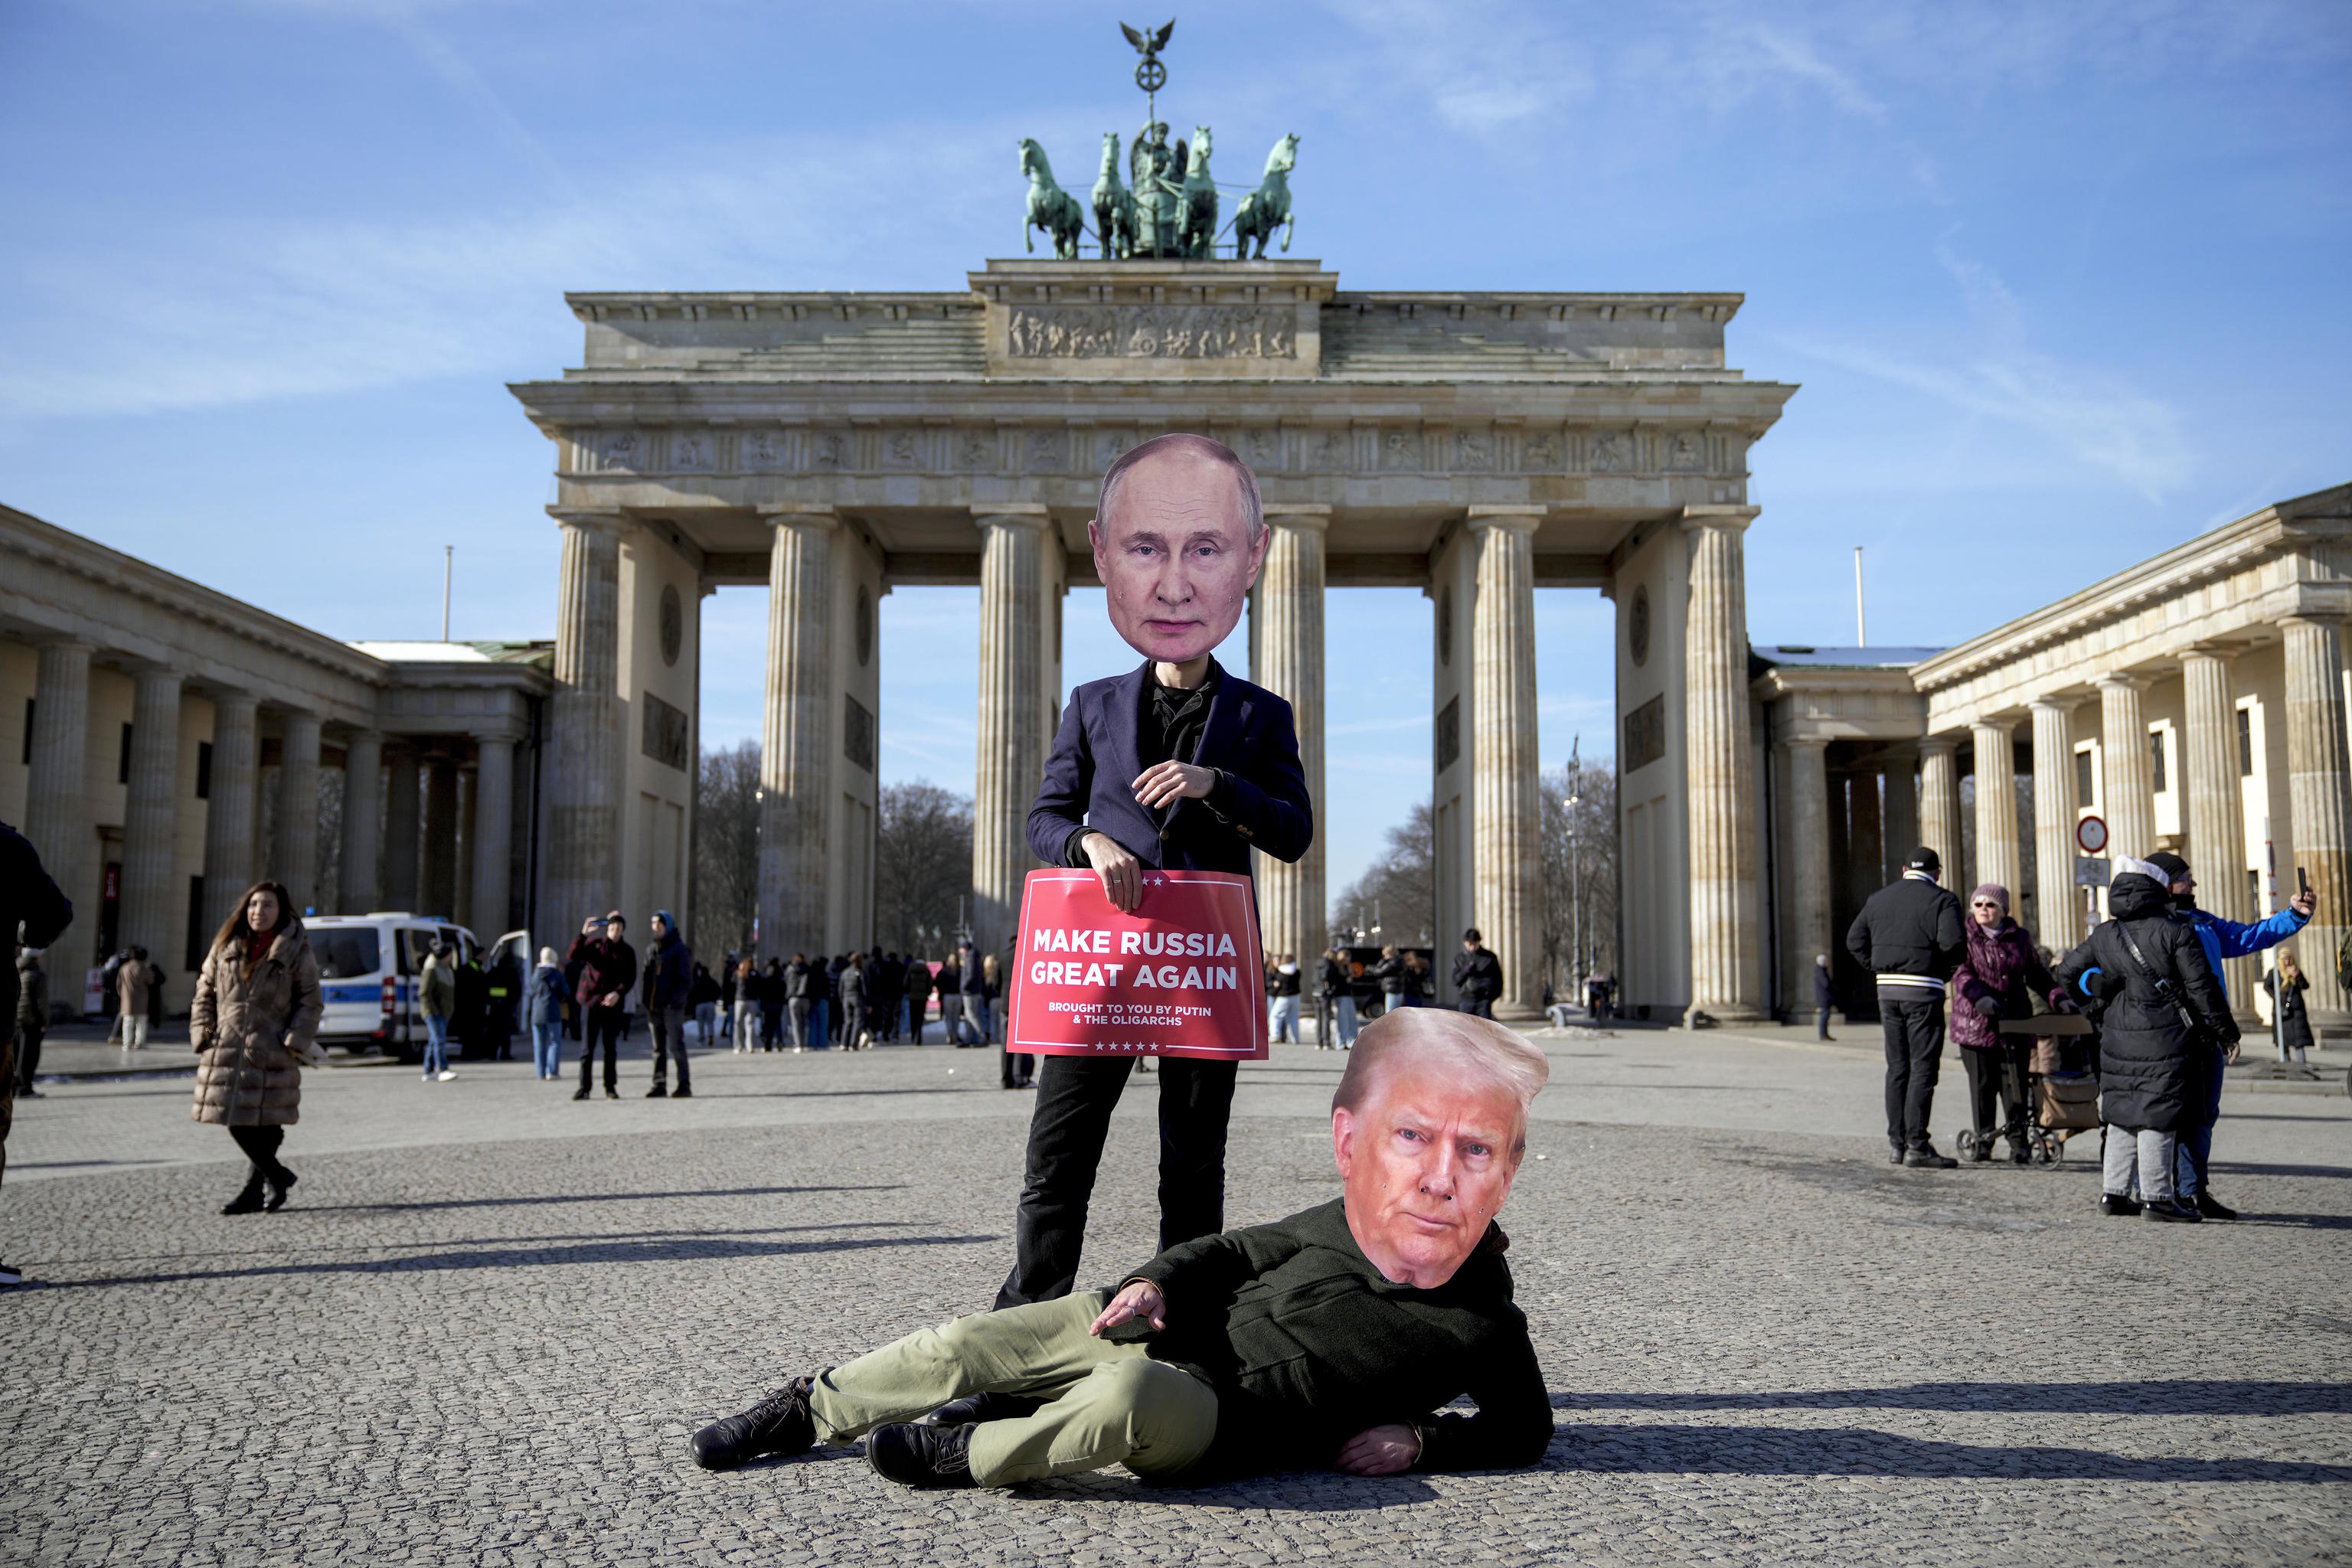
[806,1291,1219,1486]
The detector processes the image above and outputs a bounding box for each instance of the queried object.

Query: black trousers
[995,1054,1237,1309]
[1962,1042,2032,1148]
[1880,994,1945,1151]
[229,1125,289,1182]
[649,1004,691,1089]
[579,1007,624,1092]
[1001,1042,1034,1089]
[12,1024,40,1090]
[1457,998,1494,1019]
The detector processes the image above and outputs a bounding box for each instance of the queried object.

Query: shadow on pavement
[32,1230,996,1291]
[1554,1380,2352,1415]
[305,1183,904,1213]
[1550,1423,2352,1482]
[2233,1213,2352,1230]
[2210,1161,2352,1181]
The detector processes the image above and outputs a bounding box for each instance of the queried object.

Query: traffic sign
[2076,814,2109,855]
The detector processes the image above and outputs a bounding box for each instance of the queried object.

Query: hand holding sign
[1013,868,1267,1061]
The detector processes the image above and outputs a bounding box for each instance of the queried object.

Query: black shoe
[2193,1191,2237,1220]
[2145,1198,2203,1223]
[691,1375,818,1470]
[1889,1145,1906,1165]
[647,1083,668,1099]
[2009,1145,2031,1166]
[866,1421,975,1489]
[671,1086,692,1099]
[264,1169,298,1213]
[2099,1194,2143,1217]
[573,1086,590,1101]
[923,1391,1044,1428]
[221,1174,266,1215]
[605,1087,619,1100]
[1904,1146,1958,1169]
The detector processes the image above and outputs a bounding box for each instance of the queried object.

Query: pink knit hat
[1970,883,2010,913]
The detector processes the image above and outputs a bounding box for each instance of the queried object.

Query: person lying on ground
[688,1007,1555,1489]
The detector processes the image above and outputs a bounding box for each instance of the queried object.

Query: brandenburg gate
[508,255,1794,1024]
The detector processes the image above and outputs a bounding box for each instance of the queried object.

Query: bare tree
[876,779,973,956]
[1539,759,1619,991]
[1329,799,1436,950]
[694,740,761,956]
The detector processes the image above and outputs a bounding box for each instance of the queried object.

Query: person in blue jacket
[2141,850,2312,1218]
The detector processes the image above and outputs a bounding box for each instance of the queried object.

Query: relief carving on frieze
[600,430,639,470]
[887,430,920,466]
[1309,430,1349,469]
[746,430,783,469]
[1666,431,1704,472]
[1027,430,1069,469]
[1591,432,1633,473]
[812,432,849,469]
[1454,429,1492,470]
[959,430,995,468]
[671,431,711,471]
[1243,428,1280,468]
[1521,432,1560,472]
[1381,430,1422,470]
[1005,305,1295,361]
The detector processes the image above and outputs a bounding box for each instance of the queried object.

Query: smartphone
[2298,866,2311,897]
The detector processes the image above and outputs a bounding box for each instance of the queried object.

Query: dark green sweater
[1120,1197,1553,1476]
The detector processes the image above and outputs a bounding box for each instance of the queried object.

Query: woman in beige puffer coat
[191,879,323,1214]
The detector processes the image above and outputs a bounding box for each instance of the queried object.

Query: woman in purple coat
[1950,884,2075,1163]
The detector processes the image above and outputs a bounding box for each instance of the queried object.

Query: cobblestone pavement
[5,1036,2348,1565]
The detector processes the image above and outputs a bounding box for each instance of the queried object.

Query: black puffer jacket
[1844,873,1966,986]
[2056,874,2237,1132]
[1452,947,1503,1003]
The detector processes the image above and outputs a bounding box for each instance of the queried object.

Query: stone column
[547,508,626,929]
[1971,720,2021,897]
[2282,616,2352,1031]
[1919,737,1962,884]
[119,667,184,969]
[1882,743,1920,871]
[382,748,421,910]
[421,755,459,917]
[972,506,1048,961]
[2030,697,2080,949]
[23,640,93,939]
[757,507,838,959]
[2097,675,2156,862]
[1681,507,1763,1024]
[273,710,322,913]
[1253,507,1328,973]
[1785,739,1832,1004]
[2179,648,2256,1013]
[201,693,260,939]
[340,730,383,915]
[1468,508,1544,1021]
[471,733,516,939]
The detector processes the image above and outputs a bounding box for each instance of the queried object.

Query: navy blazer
[1027,658,1313,877]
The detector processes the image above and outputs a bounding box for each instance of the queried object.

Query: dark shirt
[1122,1197,1551,1478]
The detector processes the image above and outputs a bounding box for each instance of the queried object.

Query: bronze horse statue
[1178,124,1218,259]
[1093,132,1138,260]
[1019,138,1085,260]
[1233,133,1298,259]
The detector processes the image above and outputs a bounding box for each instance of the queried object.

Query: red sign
[1010,869,1266,1061]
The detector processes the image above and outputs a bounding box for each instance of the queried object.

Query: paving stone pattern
[4,1039,2349,1565]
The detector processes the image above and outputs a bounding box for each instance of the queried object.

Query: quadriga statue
[1019,138,1086,260]
[1233,132,1298,259]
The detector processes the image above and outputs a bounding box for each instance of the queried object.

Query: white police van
[308,913,531,1060]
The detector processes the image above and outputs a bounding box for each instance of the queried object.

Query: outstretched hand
[1089,1280,1167,1337]
[1335,1423,1422,1475]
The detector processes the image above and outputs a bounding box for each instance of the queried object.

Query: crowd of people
[1845,841,2319,1223]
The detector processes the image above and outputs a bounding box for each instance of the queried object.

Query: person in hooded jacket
[1949,884,2075,1163]
[1846,846,1968,1168]
[644,910,694,1098]
[419,939,459,1082]
[2140,851,2311,1219]
[527,947,568,1080]
[1450,929,1504,1019]
[570,912,636,1101]
[2056,860,2238,1222]
[191,880,323,1215]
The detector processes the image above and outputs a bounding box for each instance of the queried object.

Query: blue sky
[4,0,2347,900]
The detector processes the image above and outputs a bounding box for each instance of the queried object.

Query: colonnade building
[6,251,2344,1040]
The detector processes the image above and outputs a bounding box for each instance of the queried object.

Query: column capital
[34,635,94,655]
[971,505,1050,531]
[758,504,840,528]
[202,687,260,714]
[547,505,626,535]
[1677,503,1760,534]
[1782,736,1828,757]
[1465,505,1544,535]
[2027,692,2079,714]
[1263,504,1331,533]
[2096,671,2148,693]
[1919,733,1958,757]
[471,723,527,748]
